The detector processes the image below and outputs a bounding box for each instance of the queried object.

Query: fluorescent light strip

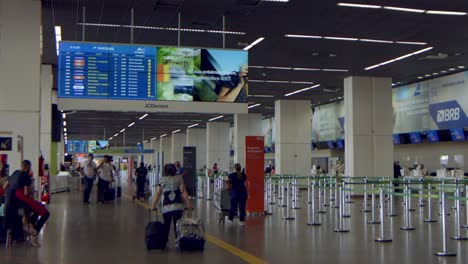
[63,121,67,126]
[77,22,245,35]
[321,68,349,72]
[62,113,66,119]
[264,66,292,70]
[114,133,119,137]
[172,129,181,134]
[209,115,224,122]
[188,123,199,128]
[337,3,381,9]
[139,114,148,120]
[290,81,315,84]
[426,10,467,16]
[109,137,113,140]
[64,128,67,132]
[151,137,157,141]
[285,84,321,97]
[128,122,135,127]
[55,26,61,56]
[243,37,265,51]
[292,67,321,71]
[265,80,290,83]
[286,34,427,46]
[263,0,289,2]
[364,47,433,71]
[248,103,261,109]
[248,94,274,98]
[120,128,126,133]
[383,6,425,13]
[160,134,167,138]
[144,140,148,143]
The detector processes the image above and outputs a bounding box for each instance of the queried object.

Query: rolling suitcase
[145,210,167,250]
[176,212,205,252]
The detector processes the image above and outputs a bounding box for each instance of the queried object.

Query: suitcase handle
[148,208,159,222]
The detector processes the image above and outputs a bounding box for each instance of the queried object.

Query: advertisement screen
[450,128,466,141]
[58,42,248,103]
[66,140,109,153]
[426,130,439,143]
[409,132,422,144]
[393,134,401,145]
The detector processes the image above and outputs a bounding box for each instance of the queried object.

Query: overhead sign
[93,149,155,154]
[58,41,249,105]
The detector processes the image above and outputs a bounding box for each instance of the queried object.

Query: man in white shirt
[97,155,114,203]
[82,154,97,204]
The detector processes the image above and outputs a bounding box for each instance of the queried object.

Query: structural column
[344,76,393,178]
[275,100,312,176]
[171,132,186,163]
[234,114,262,165]
[206,122,230,173]
[159,136,172,165]
[40,65,53,168]
[186,128,207,171]
[0,0,41,176]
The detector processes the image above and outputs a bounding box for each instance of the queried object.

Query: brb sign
[430,100,468,129]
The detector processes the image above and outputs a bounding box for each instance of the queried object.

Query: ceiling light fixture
[77,22,245,35]
[364,47,433,70]
[395,41,427,45]
[285,34,322,39]
[360,38,394,44]
[243,37,265,51]
[417,76,423,79]
[248,94,275,98]
[383,6,425,13]
[264,66,293,70]
[285,34,427,46]
[188,123,199,128]
[209,115,224,122]
[63,121,67,126]
[324,36,358,41]
[292,67,321,71]
[337,3,381,9]
[139,114,148,120]
[63,128,67,132]
[458,66,465,69]
[114,133,119,137]
[151,137,157,141]
[144,140,148,143]
[172,129,181,134]
[426,10,467,16]
[160,134,167,138]
[120,128,126,133]
[54,26,62,56]
[248,103,261,109]
[62,113,66,119]
[290,81,316,84]
[285,84,321,97]
[264,80,290,83]
[128,122,135,128]
[321,68,349,72]
[263,0,289,2]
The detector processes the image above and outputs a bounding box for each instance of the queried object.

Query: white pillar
[0,0,41,174]
[186,128,207,171]
[344,76,393,178]
[171,133,186,163]
[275,100,312,176]
[40,65,52,166]
[234,114,262,165]
[159,137,172,165]
[206,122,230,172]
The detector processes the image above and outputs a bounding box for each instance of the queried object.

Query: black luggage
[145,210,167,250]
[0,216,6,243]
[105,188,115,201]
[176,213,205,252]
[116,187,122,198]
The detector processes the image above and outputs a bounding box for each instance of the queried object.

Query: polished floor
[1,184,467,264]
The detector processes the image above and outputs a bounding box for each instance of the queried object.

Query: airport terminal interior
[2,0,468,263]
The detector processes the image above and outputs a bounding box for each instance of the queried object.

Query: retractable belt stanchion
[292,177,301,210]
[387,182,398,217]
[307,178,312,205]
[400,186,415,231]
[323,178,330,207]
[450,188,468,240]
[280,178,287,207]
[417,178,425,207]
[375,188,392,242]
[329,176,334,203]
[197,176,203,199]
[283,181,295,220]
[435,192,457,256]
[424,183,437,223]
[317,180,326,214]
[407,180,415,212]
[206,175,212,201]
[265,178,273,215]
[368,184,381,224]
[332,179,339,208]
[270,178,276,205]
[463,185,468,229]
[342,181,350,218]
[362,178,370,213]
[334,186,349,233]
[307,180,321,226]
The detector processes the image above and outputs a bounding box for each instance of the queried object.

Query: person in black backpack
[227,163,248,226]
[151,164,192,240]
[135,162,148,200]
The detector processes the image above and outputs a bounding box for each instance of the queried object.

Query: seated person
[8,160,50,243]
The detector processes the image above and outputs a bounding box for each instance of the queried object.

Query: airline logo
[135,48,145,54]
[429,100,468,129]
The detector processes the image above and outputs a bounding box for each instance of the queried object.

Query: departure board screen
[58,41,248,103]
[58,42,157,100]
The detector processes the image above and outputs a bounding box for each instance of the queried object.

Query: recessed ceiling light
[160,134,168,138]
[243,37,265,51]
[139,114,148,120]
[286,34,426,46]
[128,122,135,127]
[458,66,465,69]
[120,128,126,133]
[293,67,321,71]
[264,66,292,70]
[432,73,438,75]
[64,128,67,132]
[441,70,448,74]
[151,137,157,141]
[425,74,431,77]
[109,137,113,140]
[264,80,290,83]
[285,84,321,97]
[322,68,349,72]
[114,133,119,137]
[248,103,261,109]
[364,47,433,70]
[449,68,456,71]
[426,10,467,16]
[290,81,315,84]
[285,34,322,39]
[188,123,199,128]
[62,113,66,119]
[417,76,423,79]
[144,140,148,143]
[63,121,67,126]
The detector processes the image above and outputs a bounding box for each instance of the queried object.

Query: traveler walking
[97,156,114,204]
[135,162,148,200]
[227,163,248,226]
[82,154,97,204]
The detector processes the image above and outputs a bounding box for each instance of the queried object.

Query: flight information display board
[59,42,157,100]
[58,41,248,103]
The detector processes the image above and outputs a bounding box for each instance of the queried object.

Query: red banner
[245,136,264,213]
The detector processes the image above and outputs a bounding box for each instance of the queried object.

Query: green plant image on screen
[157,47,248,103]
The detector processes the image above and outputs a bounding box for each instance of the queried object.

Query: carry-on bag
[145,209,167,250]
[176,211,205,252]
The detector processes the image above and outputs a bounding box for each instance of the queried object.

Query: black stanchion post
[435,192,457,256]
[376,188,392,242]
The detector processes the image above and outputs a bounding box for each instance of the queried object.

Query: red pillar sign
[245,136,265,213]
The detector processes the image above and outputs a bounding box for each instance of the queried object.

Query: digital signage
[409,132,422,144]
[393,134,401,145]
[450,128,466,141]
[426,130,439,143]
[66,140,109,153]
[58,42,248,103]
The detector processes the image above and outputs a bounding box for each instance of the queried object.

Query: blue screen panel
[327,141,335,149]
[336,139,344,149]
[393,134,401,145]
[426,130,439,143]
[409,132,422,144]
[450,128,466,141]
